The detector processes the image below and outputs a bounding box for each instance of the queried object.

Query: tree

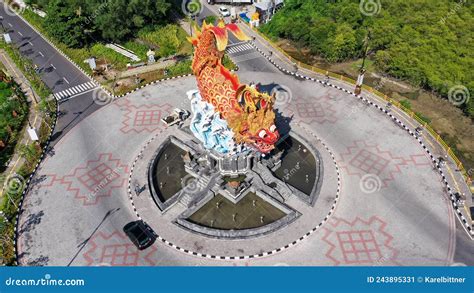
[92,0,170,41]
[44,0,91,48]
[327,24,357,62]
[260,0,474,117]
[38,0,172,43]
[155,25,181,57]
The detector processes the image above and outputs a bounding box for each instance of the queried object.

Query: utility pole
[355,30,371,96]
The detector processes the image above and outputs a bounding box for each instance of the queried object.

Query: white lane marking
[53,81,98,101]
[226,42,254,55]
[38,51,44,57]
[63,77,70,84]
[17,31,23,37]
[8,23,12,28]
[59,87,97,102]
[50,64,56,70]
[28,41,33,46]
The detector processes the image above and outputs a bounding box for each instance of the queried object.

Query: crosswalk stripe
[53,81,98,101]
[226,42,254,55]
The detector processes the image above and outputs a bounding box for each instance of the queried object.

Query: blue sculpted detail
[187,90,246,154]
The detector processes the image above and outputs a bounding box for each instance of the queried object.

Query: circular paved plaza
[17,71,457,266]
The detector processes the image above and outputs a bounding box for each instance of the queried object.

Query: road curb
[13,98,59,266]
[249,41,473,239]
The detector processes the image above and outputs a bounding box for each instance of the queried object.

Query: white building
[254,0,284,23]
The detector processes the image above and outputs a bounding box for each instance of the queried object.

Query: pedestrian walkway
[226,42,254,55]
[53,81,97,101]
[0,49,44,197]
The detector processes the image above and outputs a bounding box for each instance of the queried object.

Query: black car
[123,221,155,250]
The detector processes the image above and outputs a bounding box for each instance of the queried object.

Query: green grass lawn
[21,9,195,72]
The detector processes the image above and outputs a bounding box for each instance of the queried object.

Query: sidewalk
[237,22,473,233]
[0,49,43,196]
[0,50,38,104]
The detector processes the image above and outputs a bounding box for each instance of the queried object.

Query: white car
[218,6,231,17]
[161,108,190,127]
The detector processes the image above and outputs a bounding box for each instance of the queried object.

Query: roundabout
[127,120,340,258]
[15,22,464,266]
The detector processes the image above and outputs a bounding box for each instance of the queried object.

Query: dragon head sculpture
[188,20,280,154]
[226,85,279,153]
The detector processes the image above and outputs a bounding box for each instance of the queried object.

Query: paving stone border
[126,121,342,260]
[250,41,473,239]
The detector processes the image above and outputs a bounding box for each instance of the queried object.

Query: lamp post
[0,16,4,32]
[355,30,371,96]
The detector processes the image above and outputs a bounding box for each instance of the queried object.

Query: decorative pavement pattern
[322,216,400,266]
[116,99,174,134]
[338,140,432,188]
[284,94,338,125]
[83,231,158,266]
[39,153,128,206]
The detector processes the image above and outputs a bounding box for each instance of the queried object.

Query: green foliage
[261,0,474,117]
[35,0,172,45]
[89,43,131,69]
[222,55,237,71]
[19,143,40,164]
[92,0,171,41]
[0,79,29,169]
[122,41,149,61]
[167,60,192,76]
[44,0,90,48]
[415,112,431,124]
[204,15,218,26]
[138,24,183,57]
[399,99,412,110]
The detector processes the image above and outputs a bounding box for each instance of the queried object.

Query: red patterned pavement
[285,94,338,125]
[83,230,158,266]
[322,216,400,266]
[339,140,431,188]
[116,99,173,134]
[39,153,128,206]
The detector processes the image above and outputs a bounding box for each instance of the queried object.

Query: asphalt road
[198,3,240,44]
[0,2,242,145]
[0,2,101,144]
